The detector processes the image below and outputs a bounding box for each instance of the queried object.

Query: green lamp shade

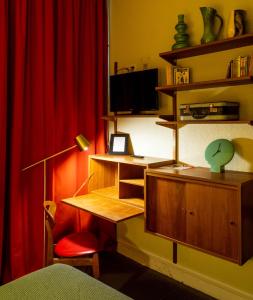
[205,139,234,173]
[75,134,90,151]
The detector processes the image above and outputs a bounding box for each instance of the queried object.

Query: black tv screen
[110,68,158,114]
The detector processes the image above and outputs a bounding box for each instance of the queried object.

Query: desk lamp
[22,134,90,201]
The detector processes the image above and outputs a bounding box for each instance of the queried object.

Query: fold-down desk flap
[62,193,143,223]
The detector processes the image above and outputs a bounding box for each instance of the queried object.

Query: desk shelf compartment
[87,155,171,219]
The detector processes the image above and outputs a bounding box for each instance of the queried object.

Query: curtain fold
[0,0,109,283]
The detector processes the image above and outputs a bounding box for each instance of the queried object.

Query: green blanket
[0,264,132,299]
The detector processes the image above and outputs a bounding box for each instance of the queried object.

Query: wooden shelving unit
[155,34,253,160]
[144,34,253,264]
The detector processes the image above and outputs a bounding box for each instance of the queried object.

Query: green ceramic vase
[200,7,223,44]
[172,15,190,50]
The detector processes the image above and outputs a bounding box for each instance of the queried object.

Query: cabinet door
[146,176,186,241]
[185,183,239,261]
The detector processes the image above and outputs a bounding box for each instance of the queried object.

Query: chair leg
[92,253,99,279]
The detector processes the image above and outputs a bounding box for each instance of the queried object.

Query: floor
[97,251,216,300]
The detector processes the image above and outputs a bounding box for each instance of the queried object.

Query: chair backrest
[44,201,56,266]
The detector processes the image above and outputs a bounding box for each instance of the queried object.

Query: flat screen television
[110,68,158,114]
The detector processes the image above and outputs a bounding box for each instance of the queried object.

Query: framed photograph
[173,67,190,85]
[109,133,129,155]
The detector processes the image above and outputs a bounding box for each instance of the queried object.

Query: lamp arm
[73,173,94,197]
[22,145,77,171]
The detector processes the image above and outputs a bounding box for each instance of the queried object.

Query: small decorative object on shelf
[200,7,223,44]
[227,9,246,38]
[109,133,129,155]
[172,14,190,50]
[173,67,190,84]
[205,138,234,173]
[113,61,135,75]
[226,55,252,78]
[179,101,239,121]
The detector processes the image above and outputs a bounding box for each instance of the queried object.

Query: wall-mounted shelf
[102,114,160,133]
[102,114,159,121]
[160,33,253,64]
[156,76,253,96]
[156,119,253,129]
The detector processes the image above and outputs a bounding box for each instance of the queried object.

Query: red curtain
[0,0,110,283]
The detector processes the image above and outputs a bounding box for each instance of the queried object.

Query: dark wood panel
[146,167,253,186]
[119,182,144,199]
[185,183,239,260]
[146,176,186,241]
[119,164,145,180]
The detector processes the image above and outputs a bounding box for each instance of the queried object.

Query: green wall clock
[205,139,234,173]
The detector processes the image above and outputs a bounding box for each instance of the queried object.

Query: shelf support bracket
[173,242,177,264]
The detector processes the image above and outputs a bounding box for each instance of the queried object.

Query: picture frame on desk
[109,133,129,155]
[173,67,190,85]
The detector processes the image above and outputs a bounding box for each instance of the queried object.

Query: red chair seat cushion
[54,232,99,257]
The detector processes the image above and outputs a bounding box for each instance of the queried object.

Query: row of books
[226,55,252,78]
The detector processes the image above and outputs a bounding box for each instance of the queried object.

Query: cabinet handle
[189,211,194,216]
[230,221,236,226]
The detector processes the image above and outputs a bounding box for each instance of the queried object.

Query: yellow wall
[110,0,253,298]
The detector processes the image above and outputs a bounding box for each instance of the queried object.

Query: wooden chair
[44,201,100,278]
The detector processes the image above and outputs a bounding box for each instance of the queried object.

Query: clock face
[205,139,234,173]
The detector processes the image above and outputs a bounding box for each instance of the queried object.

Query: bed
[0,263,132,299]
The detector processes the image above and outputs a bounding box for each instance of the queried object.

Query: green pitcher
[200,7,223,44]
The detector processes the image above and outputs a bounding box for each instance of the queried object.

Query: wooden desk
[62,193,143,223]
[62,154,171,223]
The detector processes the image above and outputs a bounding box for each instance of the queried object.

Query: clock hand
[212,143,221,157]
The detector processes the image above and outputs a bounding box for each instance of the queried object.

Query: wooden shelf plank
[62,194,143,223]
[120,178,144,187]
[101,116,116,121]
[156,76,253,96]
[91,186,118,199]
[158,115,175,121]
[156,120,253,127]
[119,198,144,208]
[159,33,253,63]
[89,154,173,168]
[91,186,144,208]
[102,114,159,121]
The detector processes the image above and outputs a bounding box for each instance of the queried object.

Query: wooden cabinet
[62,154,170,223]
[145,167,253,264]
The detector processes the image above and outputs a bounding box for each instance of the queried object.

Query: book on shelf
[166,63,173,85]
[226,55,252,78]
